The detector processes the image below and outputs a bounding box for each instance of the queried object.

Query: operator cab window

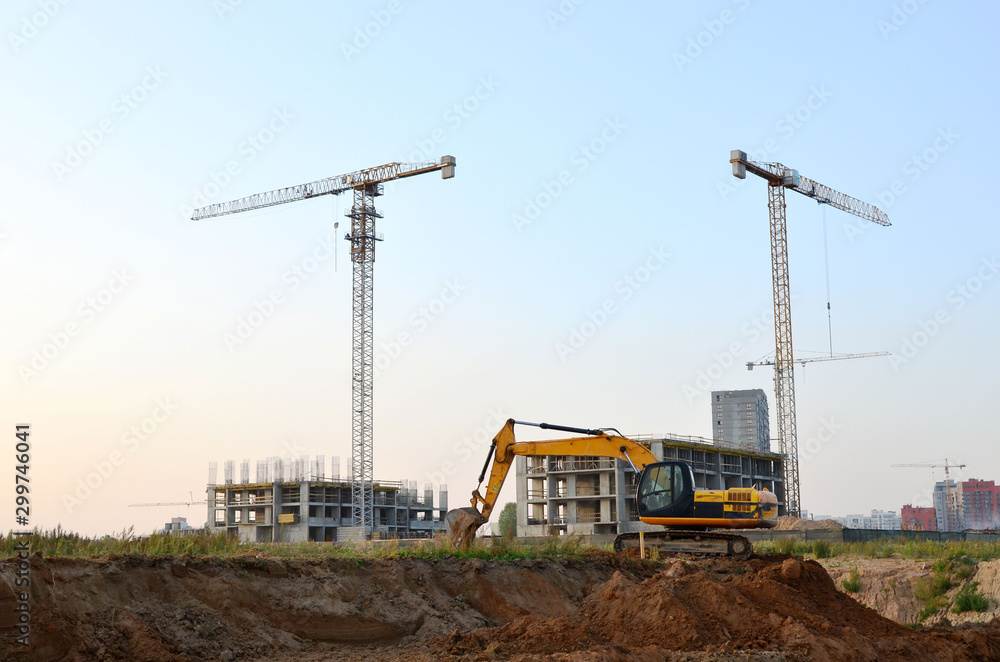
[640,465,682,513]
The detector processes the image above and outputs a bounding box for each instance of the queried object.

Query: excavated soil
[2,551,999,662]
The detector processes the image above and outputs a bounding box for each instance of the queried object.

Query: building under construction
[206,457,448,542]
[514,432,783,537]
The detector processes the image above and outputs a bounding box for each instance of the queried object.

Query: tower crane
[129,491,209,508]
[730,150,890,517]
[892,460,967,531]
[746,351,891,371]
[193,156,456,535]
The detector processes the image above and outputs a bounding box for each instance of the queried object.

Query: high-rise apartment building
[933,480,965,532]
[711,389,770,453]
[962,479,1000,530]
[901,504,937,531]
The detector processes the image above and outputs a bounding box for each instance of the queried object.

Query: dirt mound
[436,555,1000,662]
[2,552,999,662]
[774,517,844,531]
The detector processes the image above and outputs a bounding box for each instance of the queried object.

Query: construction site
[0,140,1000,662]
[5,4,998,661]
[4,146,999,660]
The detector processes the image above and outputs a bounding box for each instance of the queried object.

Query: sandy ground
[1,551,999,662]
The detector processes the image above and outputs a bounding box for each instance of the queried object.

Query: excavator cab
[635,461,696,519]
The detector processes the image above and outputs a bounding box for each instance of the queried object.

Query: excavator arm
[445,419,658,546]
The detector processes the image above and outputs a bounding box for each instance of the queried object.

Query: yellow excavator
[446,419,778,558]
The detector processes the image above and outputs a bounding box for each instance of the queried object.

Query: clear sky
[2,2,998,535]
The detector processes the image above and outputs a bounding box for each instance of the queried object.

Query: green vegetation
[952,581,991,614]
[774,538,798,555]
[842,568,862,593]
[909,548,984,620]
[1,526,242,558]
[7,527,1000,572]
[914,577,948,620]
[753,538,1000,562]
[0,526,611,563]
[498,502,517,540]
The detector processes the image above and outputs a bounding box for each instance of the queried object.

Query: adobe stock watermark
[798,417,845,463]
[50,66,167,183]
[673,0,752,72]
[224,235,336,351]
[340,0,403,63]
[425,408,507,486]
[556,247,668,362]
[19,269,134,384]
[682,302,783,404]
[373,278,466,380]
[512,117,627,233]
[717,85,833,202]
[545,0,586,30]
[180,107,294,219]
[844,126,957,243]
[62,398,179,513]
[907,463,967,511]
[890,255,997,371]
[214,0,246,20]
[397,76,499,164]
[878,0,929,40]
[7,0,71,54]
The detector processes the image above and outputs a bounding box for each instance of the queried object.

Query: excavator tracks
[613,530,752,559]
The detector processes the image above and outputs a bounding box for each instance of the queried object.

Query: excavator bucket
[445,507,487,548]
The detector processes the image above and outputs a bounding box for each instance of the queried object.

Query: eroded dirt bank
[1,552,998,662]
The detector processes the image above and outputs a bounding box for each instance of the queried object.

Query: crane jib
[190,157,454,221]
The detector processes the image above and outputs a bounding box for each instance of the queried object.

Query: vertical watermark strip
[12,424,32,647]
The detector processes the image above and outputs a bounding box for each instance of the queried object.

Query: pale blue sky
[2,2,998,534]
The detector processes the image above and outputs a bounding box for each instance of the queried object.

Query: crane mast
[731,150,889,517]
[193,156,456,535]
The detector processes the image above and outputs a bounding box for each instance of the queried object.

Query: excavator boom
[447,419,778,557]
[446,419,658,546]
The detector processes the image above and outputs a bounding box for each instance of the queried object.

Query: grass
[842,568,862,593]
[952,581,991,614]
[8,527,1000,567]
[753,538,1000,563]
[0,526,611,562]
[908,548,985,620]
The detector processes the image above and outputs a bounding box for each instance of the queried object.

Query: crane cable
[822,204,833,357]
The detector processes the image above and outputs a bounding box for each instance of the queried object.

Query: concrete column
[615,462,628,531]
[515,456,528,531]
[652,440,663,459]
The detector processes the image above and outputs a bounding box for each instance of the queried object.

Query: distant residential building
[711,389,770,453]
[933,481,965,532]
[837,509,901,531]
[962,479,1000,530]
[162,517,196,535]
[901,505,937,531]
